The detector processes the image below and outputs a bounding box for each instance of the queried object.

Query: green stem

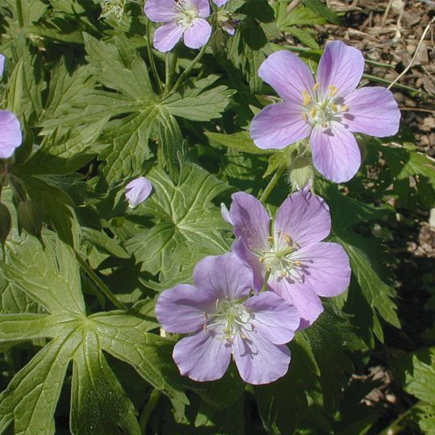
[259,163,287,204]
[146,21,163,95]
[16,0,24,28]
[139,389,161,434]
[75,252,127,310]
[166,42,209,96]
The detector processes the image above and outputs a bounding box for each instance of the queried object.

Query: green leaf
[206,131,273,155]
[17,118,107,175]
[82,228,130,260]
[301,0,341,24]
[84,33,154,101]
[302,309,364,414]
[0,236,188,434]
[335,232,400,331]
[22,176,81,248]
[100,107,158,186]
[70,329,141,435]
[125,163,230,282]
[163,76,234,122]
[5,38,45,121]
[393,347,435,404]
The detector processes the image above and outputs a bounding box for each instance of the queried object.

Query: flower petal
[183,19,211,49]
[213,0,229,6]
[228,192,270,254]
[189,0,210,18]
[0,111,22,160]
[155,284,215,334]
[233,334,290,384]
[144,0,178,22]
[275,190,331,247]
[251,102,311,150]
[244,291,299,345]
[193,253,254,300]
[0,54,5,76]
[316,41,364,99]
[153,22,184,53]
[258,50,315,103]
[232,238,265,292]
[310,123,361,183]
[173,329,232,381]
[291,242,351,297]
[125,176,152,208]
[270,277,324,329]
[343,87,401,137]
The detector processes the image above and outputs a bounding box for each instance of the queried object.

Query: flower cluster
[251,41,401,183]
[144,0,231,52]
[156,189,351,384]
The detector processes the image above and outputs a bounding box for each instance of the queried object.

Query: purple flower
[222,191,351,329]
[155,253,300,384]
[144,0,211,53]
[0,111,22,160]
[0,54,5,77]
[125,176,152,208]
[250,41,401,183]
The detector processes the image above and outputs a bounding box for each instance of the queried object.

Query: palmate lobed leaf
[0,236,188,434]
[125,162,230,285]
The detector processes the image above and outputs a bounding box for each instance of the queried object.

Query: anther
[313,83,321,91]
[302,90,312,106]
[267,236,273,242]
[284,234,293,245]
[310,107,317,117]
[330,104,338,113]
[340,105,349,112]
[328,85,338,96]
[302,112,308,122]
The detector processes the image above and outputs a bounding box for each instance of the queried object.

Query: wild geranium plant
[0,1,434,434]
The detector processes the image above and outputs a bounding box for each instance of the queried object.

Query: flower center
[301,84,349,129]
[258,232,305,282]
[205,298,254,343]
[176,2,199,29]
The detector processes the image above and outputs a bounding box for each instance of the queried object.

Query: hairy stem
[259,163,287,204]
[167,42,209,96]
[146,21,163,95]
[75,252,127,310]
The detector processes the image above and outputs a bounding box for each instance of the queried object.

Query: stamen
[302,112,308,122]
[284,234,293,245]
[330,104,338,113]
[302,90,312,106]
[321,121,327,128]
[313,82,321,91]
[267,236,273,242]
[310,107,317,117]
[340,105,349,112]
[328,85,338,96]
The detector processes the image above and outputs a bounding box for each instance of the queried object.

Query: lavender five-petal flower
[144,0,211,52]
[125,177,152,208]
[155,253,300,385]
[250,41,401,183]
[0,54,5,77]
[0,111,22,160]
[222,190,351,329]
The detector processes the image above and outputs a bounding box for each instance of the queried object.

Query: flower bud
[288,156,314,190]
[125,176,152,208]
[17,200,43,240]
[0,203,11,247]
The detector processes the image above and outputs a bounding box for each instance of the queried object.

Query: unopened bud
[17,200,43,240]
[0,203,11,246]
[288,156,314,190]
